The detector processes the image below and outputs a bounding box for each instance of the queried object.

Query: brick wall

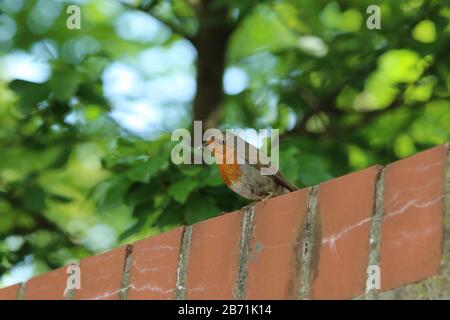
[0,143,449,300]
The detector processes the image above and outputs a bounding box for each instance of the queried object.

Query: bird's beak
[198,141,210,150]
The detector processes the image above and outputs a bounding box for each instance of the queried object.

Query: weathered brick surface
[376,145,450,299]
[24,266,69,300]
[311,166,379,299]
[127,227,183,300]
[246,189,309,299]
[380,145,446,291]
[185,211,243,299]
[0,284,19,300]
[76,246,127,300]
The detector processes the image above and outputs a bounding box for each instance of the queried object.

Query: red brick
[380,145,446,290]
[311,166,380,299]
[0,284,19,300]
[76,246,127,300]
[246,189,309,299]
[24,267,69,300]
[186,211,243,299]
[127,227,182,300]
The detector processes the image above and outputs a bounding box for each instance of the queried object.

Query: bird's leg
[244,193,274,209]
[261,192,274,205]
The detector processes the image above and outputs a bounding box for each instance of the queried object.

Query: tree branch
[119,0,196,44]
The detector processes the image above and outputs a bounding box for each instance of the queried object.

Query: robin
[201,132,297,201]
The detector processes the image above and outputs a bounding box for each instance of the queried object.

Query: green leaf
[168,179,199,204]
[92,176,131,211]
[297,153,333,186]
[84,104,103,121]
[178,164,202,177]
[133,201,155,218]
[412,20,436,43]
[340,9,362,32]
[347,145,373,170]
[229,5,298,60]
[185,195,220,225]
[21,185,46,213]
[123,183,153,207]
[49,71,81,102]
[119,215,147,241]
[48,193,73,203]
[9,80,49,113]
[156,202,184,230]
[394,134,416,158]
[126,155,169,183]
[377,50,422,83]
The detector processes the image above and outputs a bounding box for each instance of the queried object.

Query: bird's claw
[260,192,274,205]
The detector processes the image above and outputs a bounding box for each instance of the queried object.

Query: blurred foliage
[0,0,449,285]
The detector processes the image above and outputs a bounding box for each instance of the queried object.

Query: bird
[200,132,298,201]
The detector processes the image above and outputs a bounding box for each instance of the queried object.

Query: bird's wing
[228,133,298,192]
[266,168,298,191]
[251,163,298,192]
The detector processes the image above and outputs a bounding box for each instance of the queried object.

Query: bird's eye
[218,139,224,145]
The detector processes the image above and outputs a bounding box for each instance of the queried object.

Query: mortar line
[17,282,25,300]
[364,166,385,299]
[298,185,319,300]
[234,205,255,300]
[64,289,76,300]
[62,262,79,300]
[119,244,133,300]
[175,225,193,300]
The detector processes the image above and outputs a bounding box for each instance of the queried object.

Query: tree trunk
[193,2,233,129]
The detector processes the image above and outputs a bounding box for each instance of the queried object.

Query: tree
[0,0,449,285]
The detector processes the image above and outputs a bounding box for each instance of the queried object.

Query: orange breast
[218,163,242,186]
